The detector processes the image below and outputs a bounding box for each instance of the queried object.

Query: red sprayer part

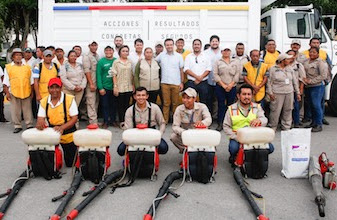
[195,124,207,129]
[137,124,148,129]
[50,215,61,220]
[258,214,269,220]
[67,210,78,220]
[87,124,99,129]
[143,214,153,220]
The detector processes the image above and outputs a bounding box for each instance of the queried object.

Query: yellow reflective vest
[244,62,269,102]
[5,64,32,99]
[38,62,59,99]
[229,103,258,132]
[40,93,76,144]
[302,49,327,61]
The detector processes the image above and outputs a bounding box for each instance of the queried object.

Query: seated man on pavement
[223,84,274,165]
[117,87,168,156]
[170,87,212,153]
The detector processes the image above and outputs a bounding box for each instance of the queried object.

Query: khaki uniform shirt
[303,58,328,87]
[124,102,165,136]
[83,51,99,84]
[288,61,306,91]
[213,58,240,86]
[60,62,87,90]
[172,102,212,136]
[266,65,300,95]
[223,102,268,141]
[297,53,307,64]
[232,54,250,83]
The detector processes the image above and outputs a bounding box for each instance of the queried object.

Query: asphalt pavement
[0,104,336,220]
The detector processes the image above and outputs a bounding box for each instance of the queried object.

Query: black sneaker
[294,124,300,128]
[312,126,322,132]
[302,118,311,123]
[322,118,330,125]
[13,128,23,133]
[215,124,223,131]
[305,124,313,128]
[0,118,9,123]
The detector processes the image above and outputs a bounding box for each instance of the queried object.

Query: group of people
[0,34,332,167]
[0,35,331,137]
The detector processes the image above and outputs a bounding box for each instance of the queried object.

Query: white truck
[38,0,337,114]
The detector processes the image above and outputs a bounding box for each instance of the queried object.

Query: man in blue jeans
[223,84,274,164]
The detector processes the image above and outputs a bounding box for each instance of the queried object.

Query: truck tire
[328,76,337,116]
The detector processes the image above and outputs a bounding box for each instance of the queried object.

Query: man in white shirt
[184,39,211,109]
[156,38,184,124]
[204,35,222,117]
[129,38,144,73]
[22,47,36,68]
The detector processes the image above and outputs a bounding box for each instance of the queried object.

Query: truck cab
[261,5,337,115]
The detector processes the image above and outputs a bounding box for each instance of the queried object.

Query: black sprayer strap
[132,102,152,128]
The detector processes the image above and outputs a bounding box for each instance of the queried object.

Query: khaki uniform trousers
[269,93,294,131]
[170,133,185,153]
[62,88,84,107]
[161,83,180,124]
[10,95,33,129]
[85,86,98,124]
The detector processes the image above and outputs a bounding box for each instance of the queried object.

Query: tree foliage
[0,0,37,51]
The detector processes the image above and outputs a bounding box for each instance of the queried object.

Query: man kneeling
[36,78,78,167]
[117,87,168,156]
[171,87,212,153]
[223,84,274,166]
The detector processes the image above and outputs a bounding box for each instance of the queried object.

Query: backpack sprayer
[66,124,162,220]
[144,125,221,220]
[50,124,112,220]
[0,128,62,220]
[234,127,275,220]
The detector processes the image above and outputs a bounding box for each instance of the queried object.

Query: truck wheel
[328,77,337,116]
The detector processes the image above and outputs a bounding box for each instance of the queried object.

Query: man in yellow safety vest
[3,48,34,133]
[223,84,274,165]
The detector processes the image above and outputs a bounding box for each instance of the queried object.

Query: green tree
[0,0,37,51]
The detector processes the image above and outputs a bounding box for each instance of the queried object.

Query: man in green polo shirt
[96,46,117,128]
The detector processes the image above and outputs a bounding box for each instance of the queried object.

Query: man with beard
[204,35,222,119]
[113,35,124,58]
[223,84,273,165]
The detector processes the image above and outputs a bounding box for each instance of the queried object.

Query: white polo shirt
[184,52,212,81]
[37,92,78,118]
[204,48,222,86]
[156,51,184,85]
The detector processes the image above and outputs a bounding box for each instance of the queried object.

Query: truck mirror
[297,18,306,36]
[314,8,321,29]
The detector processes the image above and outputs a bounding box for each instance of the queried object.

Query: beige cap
[277,53,293,62]
[11,48,23,57]
[43,49,53,57]
[182,87,197,98]
[291,39,301,46]
[155,41,163,47]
